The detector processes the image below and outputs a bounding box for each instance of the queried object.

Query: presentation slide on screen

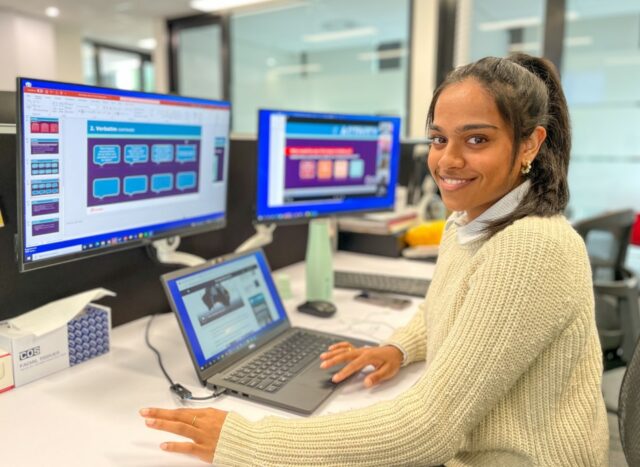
[177,257,281,362]
[21,82,230,263]
[268,116,394,208]
[87,121,201,207]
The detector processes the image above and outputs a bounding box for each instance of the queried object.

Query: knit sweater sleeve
[213,224,577,466]
[381,299,428,365]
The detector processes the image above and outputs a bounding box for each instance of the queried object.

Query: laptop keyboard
[224,330,340,393]
[334,270,430,297]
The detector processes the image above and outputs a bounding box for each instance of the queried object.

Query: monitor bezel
[16,77,230,273]
[254,108,401,225]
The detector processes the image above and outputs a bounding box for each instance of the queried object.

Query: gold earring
[521,160,532,175]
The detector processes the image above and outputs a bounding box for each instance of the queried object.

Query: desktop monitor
[17,78,231,272]
[255,109,401,223]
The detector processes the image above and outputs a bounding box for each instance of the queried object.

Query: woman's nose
[438,142,465,169]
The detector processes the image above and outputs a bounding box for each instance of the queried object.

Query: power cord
[145,314,225,401]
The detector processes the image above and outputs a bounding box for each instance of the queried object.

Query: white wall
[0,11,56,90]
[54,22,83,84]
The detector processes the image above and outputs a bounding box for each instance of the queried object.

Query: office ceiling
[0,0,409,51]
[0,0,201,48]
[0,0,639,52]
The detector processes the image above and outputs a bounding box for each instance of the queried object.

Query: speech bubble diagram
[93,145,121,166]
[151,173,174,193]
[176,172,197,191]
[175,144,197,163]
[93,178,120,199]
[124,145,149,165]
[152,144,174,163]
[123,175,149,196]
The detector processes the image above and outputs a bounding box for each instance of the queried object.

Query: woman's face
[427,78,539,221]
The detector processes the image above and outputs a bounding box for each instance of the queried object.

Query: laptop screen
[165,250,288,371]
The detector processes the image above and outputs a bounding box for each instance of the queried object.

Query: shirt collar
[445,179,531,245]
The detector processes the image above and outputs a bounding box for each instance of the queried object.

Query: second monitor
[255,109,401,223]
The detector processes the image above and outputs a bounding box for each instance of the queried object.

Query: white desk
[0,252,435,466]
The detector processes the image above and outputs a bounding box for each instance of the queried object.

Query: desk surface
[0,252,434,466]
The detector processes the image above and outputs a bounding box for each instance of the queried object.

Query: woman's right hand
[319,342,403,388]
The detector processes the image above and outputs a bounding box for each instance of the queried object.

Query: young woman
[140,53,609,466]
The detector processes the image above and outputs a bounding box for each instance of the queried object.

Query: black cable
[145,314,224,401]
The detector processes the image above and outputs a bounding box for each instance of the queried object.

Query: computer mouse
[297,300,337,318]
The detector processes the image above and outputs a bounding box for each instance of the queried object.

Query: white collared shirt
[445,179,531,245]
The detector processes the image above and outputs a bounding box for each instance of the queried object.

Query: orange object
[404,220,446,247]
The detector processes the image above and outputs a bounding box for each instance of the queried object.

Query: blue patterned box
[67,305,110,367]
[0,303,111,387]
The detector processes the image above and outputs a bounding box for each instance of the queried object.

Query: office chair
[573,209,639,364]
[573,209,635,281]
[618,337,640,467]
[594,272,640,364]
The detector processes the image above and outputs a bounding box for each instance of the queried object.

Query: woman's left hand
[140,407,228,463]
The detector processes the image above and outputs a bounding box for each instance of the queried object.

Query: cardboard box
[0,349,14,393]
[0,303,111,387]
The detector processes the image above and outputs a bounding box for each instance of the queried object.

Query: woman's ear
[521,126,547,163]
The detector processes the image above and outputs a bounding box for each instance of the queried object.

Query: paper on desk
[8,288,116,336]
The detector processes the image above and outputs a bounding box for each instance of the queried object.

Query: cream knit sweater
[214,215,609,466]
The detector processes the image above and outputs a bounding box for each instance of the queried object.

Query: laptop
[161,248,376,414]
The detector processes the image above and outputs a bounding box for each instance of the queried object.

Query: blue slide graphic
[123,175,149,196]
[124,145,149,165]
[93,145,121,166]
[176,144,197,163]
[152,144,174,163]
[151,173,174,193]
[93,178,120,199]
[176,172,197,191]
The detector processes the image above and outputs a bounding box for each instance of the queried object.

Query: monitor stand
[235,223,276,253]
[148,236,205,268]
[299,218,336,314]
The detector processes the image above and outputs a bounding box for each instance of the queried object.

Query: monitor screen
[17,78,231,272]
[164,250,288,371]
[255,109,401,223]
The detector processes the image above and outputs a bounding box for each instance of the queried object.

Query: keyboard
[224,331,340,393]
[334,270,429,297]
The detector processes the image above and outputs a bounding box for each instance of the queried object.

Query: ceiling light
[478,16,540,32]
[138,38,157,50]
[268,63,322,76]
[357,48,407,61]
[45,6,60,18]
[565,36,592,47]
[303,27,377,43]
[190,0,271,12]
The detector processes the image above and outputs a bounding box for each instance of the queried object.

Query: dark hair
[426,53,571,238]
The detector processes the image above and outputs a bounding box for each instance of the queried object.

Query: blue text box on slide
[93,178,120,199]
[124,145,149,165]
[175,144,197,163]
[176,172,197,191]
[151,173,174,193]
[93,145,121,166]
[123,175,149,196]
[152,144,174,163]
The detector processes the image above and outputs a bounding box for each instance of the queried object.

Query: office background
[0,2,637,465]
[0,0,637,309]
[0,0,638,240]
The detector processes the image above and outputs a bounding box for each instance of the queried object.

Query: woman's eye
[467,136,487,145]
[430,136,446,145]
